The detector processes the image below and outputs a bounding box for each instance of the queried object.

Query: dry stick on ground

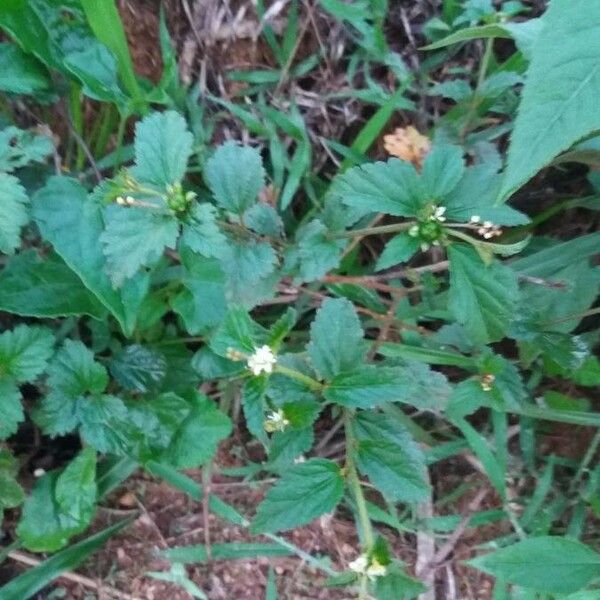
[420,487,489,579]
[7,550,139,600]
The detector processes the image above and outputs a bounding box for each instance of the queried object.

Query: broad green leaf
[0,125,53,172]
[307,297,364,380]
[161,394,232,468]
[32,177,148,335]
[109,344,167,393]
[78,394,130,454]
[378,342,475,368]
[468,536,600,594]
[63,42,128,106]
[499,0,600,200]
[55,448,97,523]
[353,412,430,503]
[251,458,344,533]
[17,470,94,552]
[0,380,23,440]
[0,449,24,515]
[376,233,420,271]
[293,219,344,282]
[421,145,464,199]
[211,307,267,356]
[0,325,54,382]
[0,518,133,600]
[0,173,28,254]
[0,42,51,95]
[172,251,227,334]
[204,141,265,214]
[101,204,179,286]
[331,158,422,217]
[0,251,106,319]
[268,428,314,468]
[324,366,406,409]
[131,110,193,187]
[448,245,518,343]
[373,563,426,599]
[180,203,229,258]
[219,240,278,307]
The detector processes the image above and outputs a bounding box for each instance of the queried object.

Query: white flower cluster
[470,215,502,239]
[349,554,387,580]
[247,345,277,376]
[116,195,136,206]
[263,409,290,433]
[480,373,496,392]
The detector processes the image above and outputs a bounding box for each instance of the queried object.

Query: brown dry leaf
[383,126,431,168]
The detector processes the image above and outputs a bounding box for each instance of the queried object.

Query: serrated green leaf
[376,233,420,271]
[243,376,269,445]
[161,394,232,468]
[17,470,93,552]
[250,458,344,533]
[180,203,229,258]
[448,245,518,343]
[0,325,54,382]
[32,176,148,336]
[172,250,227,334]
[421,145,465,199]
[47,340,108,397]
[131,111,193,188]
[204,141,265,213]
[499,0,600,200]
[109,344,167,393]
[294,219,343,282]
[78,394,130,453]
[0,379,23,440]
[0,450,24,513]
[268,428,314,469]
[101,204,179,286]
[0,251,107,319]
[0,125,53,172]
[353,412,430,503]
[211,307,267,357]
[468,536,600,594]
[55,448,97,523]
[0,173,28,254]
[373,563,426,599]
[219,240,278,307]
[307,297,364,381]
[331,158,422,217]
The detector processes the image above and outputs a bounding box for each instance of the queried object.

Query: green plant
[1,1,600,599]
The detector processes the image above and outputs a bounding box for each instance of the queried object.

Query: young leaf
[180,203,229,258]
[468,536,600,594]
[101,204,179,286]
[251,458,344,533]
[131,110,193,187]
[55,448,97,524]
[499,0,600,200]
[0,125,53,172]
[204,141,265,214]
[307,297,364,380]
[376,234,420,271]
[109,344,167,393]
[0,173,28,254]
[448,245,518,344]
[294,219,344,282]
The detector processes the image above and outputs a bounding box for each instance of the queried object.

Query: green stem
[113,111,129,174]
[331,221,416,240]
[274,365,324,392]
[69,82,85,171]
[344,410,374,550]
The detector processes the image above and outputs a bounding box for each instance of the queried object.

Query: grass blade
[0,517,134,600]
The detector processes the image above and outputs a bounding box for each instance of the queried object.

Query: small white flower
[33,468,46,478]
[480,373,496,392]
[226,347,246,362]
[349,554,369,574]
[294,454,306,464]
[482,220,493,228]
[420,242,430,252]
[434,205,447,222]
[408,224,420,237]
[470,215,481,223]
[247,345,277,375]
[476,220,503,239]
[264,409,290,433]
[366,559,387,580]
